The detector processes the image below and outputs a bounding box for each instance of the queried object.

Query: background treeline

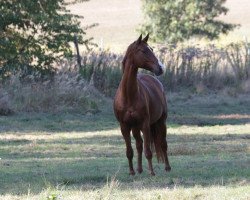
[1,41,250,115]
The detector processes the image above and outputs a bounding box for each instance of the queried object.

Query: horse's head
[123,34,165,76]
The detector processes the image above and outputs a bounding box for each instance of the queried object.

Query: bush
[2,70,101,114]
[79,50,123,96]
[0,89,13,115]
[158,42,250,90]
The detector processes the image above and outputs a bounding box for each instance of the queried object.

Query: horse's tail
[150,121,166,163]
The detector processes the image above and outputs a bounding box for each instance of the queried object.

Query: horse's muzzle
[154,60,165,76]
[154,65,163,76]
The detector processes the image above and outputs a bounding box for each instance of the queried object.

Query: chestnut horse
[113,34,171,175]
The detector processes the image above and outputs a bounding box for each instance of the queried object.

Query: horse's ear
[143,33,149,43]
[136,34,142,44]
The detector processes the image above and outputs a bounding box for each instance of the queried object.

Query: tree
[0,0,91,79]
[140,0,237,43]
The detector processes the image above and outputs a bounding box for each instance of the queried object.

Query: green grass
[0,93,249,199]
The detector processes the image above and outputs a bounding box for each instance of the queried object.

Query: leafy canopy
[0,0,90,79]
[140,0,237,43]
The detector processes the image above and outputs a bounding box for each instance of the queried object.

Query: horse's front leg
[120,123,135,175]
[132,127,143,173]
[142,121,155,176]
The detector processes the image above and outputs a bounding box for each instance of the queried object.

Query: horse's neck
[121,60,138,105]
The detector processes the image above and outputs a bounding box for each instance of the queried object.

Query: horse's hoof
[137,168,143,174]
[165,166,171,172]
[129,170,135,175]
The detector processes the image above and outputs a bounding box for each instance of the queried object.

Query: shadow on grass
[169,113,250,126]
[0,111,250,134]
[168,93,250,126]
[0,112,118,133]
[1,93,250,133]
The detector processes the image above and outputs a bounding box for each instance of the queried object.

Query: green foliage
[0,0,91,80]
[140,0,237,43]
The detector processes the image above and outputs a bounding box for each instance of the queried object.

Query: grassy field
[0,92,249,199]
[69,0,250,51]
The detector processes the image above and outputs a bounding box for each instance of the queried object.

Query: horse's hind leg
[142,122,155,176]
[132,127,143,173]
[120,123,135,175]
[158,119,171,172]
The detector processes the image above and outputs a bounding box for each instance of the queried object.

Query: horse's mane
[122,54,127,73]
[122,42,137,73]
